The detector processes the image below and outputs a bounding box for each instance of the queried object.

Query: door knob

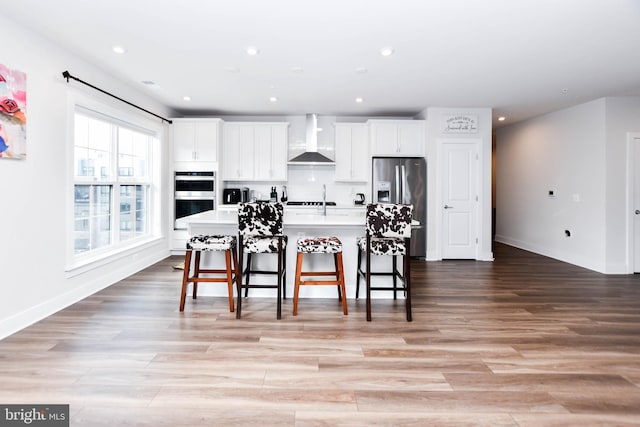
[444,205,453,209]
[636,210,640,215]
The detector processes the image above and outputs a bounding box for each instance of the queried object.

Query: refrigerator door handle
[401,165,407,205]
[395,165,401,204]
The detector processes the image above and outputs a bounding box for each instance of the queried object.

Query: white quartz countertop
[178,209,367,228]
[178,209,418,228]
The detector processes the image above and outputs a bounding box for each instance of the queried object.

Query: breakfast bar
[177,207,408,300]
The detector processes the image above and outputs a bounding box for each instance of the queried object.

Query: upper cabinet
[369,120,426,157]
[222,122,288,181]
[254,123,288,181]
[334,123,369,182]
[172,118,221,162]
[222,123,254,180]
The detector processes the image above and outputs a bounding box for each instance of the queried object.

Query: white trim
[437,137,482,259]
[66,90,164,269]
[626,132,640,273]
[65,236,165,276]
[0,242,168,340]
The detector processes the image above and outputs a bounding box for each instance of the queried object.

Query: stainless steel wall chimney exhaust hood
[288,114,334,165]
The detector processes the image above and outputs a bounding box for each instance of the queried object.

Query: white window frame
[66,93,163,273]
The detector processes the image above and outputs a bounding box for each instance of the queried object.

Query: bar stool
[293,236,348,316]
[355,203,414,321]
[237,202,287,319]
[179,234,237,312]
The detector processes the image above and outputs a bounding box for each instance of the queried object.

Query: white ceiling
[3,0,640,126]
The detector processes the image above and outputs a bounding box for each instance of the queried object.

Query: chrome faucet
[322,184,327,216]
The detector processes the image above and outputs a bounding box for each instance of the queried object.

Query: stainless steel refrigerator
[372,157,426,258]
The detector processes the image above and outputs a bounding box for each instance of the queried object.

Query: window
[73,109,158,258]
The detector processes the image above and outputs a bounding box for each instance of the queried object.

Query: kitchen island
[177,207,409,300]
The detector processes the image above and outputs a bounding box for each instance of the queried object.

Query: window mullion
[112,124,120,245]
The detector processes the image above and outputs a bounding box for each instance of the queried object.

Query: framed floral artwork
[0,63,27,160]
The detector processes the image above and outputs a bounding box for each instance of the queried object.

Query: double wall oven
[174,171,215,229]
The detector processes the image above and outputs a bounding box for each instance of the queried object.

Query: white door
[632,135,640,272]
[441,140,479,259]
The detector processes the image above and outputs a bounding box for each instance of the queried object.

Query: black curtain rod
[62,70,172,124]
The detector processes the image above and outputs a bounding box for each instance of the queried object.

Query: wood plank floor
[2,243,640,426]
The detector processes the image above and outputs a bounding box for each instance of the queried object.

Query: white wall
[422,107,494,261]
[495,97,640,273]
[0,15,173,339]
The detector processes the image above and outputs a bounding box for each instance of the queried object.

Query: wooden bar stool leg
[283,246,287,300]
[276,239,283,320]
[293,252,303,316]
[366,237,372,321]
[192,251,201,299]
[236,243,244,319]
[334,253,342,302]
[404,243,412,322]
[179,250,192,312]
[392,255,398,300]
[231,247,239,311]
[337,252,348,315]
[225,250,235,312]
[243,253,252,298]
[355,247,362,299]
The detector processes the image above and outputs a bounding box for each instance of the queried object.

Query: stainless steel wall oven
[174,171,215,229]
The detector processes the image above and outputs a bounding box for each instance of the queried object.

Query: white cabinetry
[222,122,288,181]
[254,123,288,181]
[172,118,220,162]
[222,123,254,180]
[334,123,369,182]
[369,120,425,156]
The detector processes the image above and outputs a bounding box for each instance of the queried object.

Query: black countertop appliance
[223,188,241,204]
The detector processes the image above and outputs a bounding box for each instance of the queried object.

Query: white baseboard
[0,246,169,340]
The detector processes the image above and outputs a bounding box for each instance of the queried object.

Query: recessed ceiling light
[183,96,191,101]
[355,97,364,103]
[269,96,278,103]
[498,116,506,121]
[561,88,569,94]
[112,45,126,54]
[246,46,259,56]
[380,47,394,57]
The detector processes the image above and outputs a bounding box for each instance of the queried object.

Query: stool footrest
[197,268,232,274]
[239,284,280,289]
[299,279,341,286]
[299,271,338,277]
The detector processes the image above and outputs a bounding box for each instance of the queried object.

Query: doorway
[627,132,640,272]
[440,138,480,259]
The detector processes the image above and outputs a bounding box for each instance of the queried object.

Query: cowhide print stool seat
[237,202,287,319]
[355,203,414,321]
[179,234,237,313]
[293,236,348,316]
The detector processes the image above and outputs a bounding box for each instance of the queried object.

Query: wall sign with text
[442,115,478,134]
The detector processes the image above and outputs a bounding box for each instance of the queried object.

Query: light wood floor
[2,243,640,426]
